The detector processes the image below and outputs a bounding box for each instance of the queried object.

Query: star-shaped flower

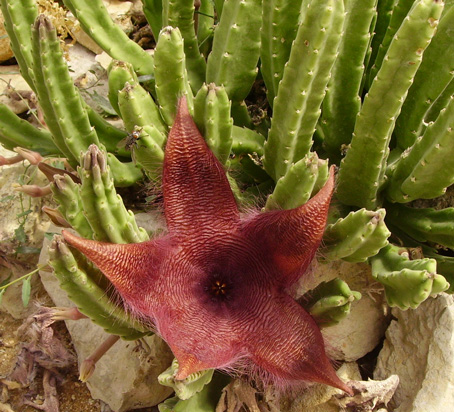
[63,97,352,394]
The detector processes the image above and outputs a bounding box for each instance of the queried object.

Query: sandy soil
[0,310,101,412]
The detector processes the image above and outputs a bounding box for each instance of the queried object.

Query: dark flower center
[205,275,232,302]
[211,279,228,296]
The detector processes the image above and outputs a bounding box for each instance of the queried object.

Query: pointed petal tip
[176,95,189,113]
[172,348,210,381]
[314,164,336,204]
[61,229,81,247]
[317,365,353,396]
[339,380,354,396]
[61,230,98,257]
[174,366,192,381]
[172,95,190,125]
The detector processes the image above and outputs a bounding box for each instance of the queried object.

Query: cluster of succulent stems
[1,0,454,408]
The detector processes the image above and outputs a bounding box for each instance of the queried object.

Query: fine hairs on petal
[61,97,351,395]
[219,355,315,396]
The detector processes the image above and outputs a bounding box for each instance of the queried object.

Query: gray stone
[0,146,51,319]
[0,66,34,114]
[298,260,389,362]
[287,363,397,412]
[0,10,14,62]
[38,224,173,411]
[375,294,454,412]
[332,374,399,411]
[286,363,361,412]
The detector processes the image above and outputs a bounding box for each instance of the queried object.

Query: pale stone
[216,364,361,412]
[0,11,14,62]
[0,66,34,114]
[38,224,173,411]
[65,44,114,115]
[286,363,361,412]
[95,52,114,71]
[322,292,389,361]
[286,363,397,412]
[66,43,98,80]
[0,146,52,319]
[298,260,389,362]
[332,374,399,411]
[375,294,454,412]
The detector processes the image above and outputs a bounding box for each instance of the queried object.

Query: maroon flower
[63,97,352,394]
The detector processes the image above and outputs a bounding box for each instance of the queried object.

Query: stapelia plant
[1,0,454,409]
[62,97,351,394]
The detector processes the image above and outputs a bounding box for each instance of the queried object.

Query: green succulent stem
[322,208,390,262]
[321,0,378,160]
[193,83,233,166]
[370,243,449,310]
[163,0,207,91]
[336,0,444,209]
[87,110,130,157]
[206,0,261,102]
[265,152,328,211]
[62,0,155,79]
[231,126,265,156]
[260,0,303,106]
[31,15,100,165]
[263,0,344,182]
[49,237,148,339]
[106,155,144,187]
[78,145,148,243]
[197,0,215,58]
[142,0,163,40]
[367,0,415,89]
[158,359,214,401]
[366,0,398,89]
[107,60,140,116]
[0,0,37,90]
[51,175,94,240]
[131,125,165,180]
[118,82,167,136]
[394,3,454,149]
[386,94,454,202]
[0,105,59,155]
[306,278,362,327]
[154,26,194,126]
[386,203,454,249]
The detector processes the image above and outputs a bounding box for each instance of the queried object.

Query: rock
[0,146,52,319]
[38,223,173,411]
[0,66,34,114]
[298,260,390,362]
[216,364,365,412]
[0,10,14,62]
[66,43,98,80]
[65,43,114,115]
[374,294,454,412]
[285,363,361,412]
[285,363,398,412]
[217,379,281,412]
[322,291,389,362]
[95,51,114,71]
[332,374,399,412]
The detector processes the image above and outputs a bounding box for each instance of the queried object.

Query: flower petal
[62,230,167,312]
[242,293,352,394]
[242,166,335,287]
[163,97,240,245]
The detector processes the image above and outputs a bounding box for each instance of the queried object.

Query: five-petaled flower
[63,97,352,395]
